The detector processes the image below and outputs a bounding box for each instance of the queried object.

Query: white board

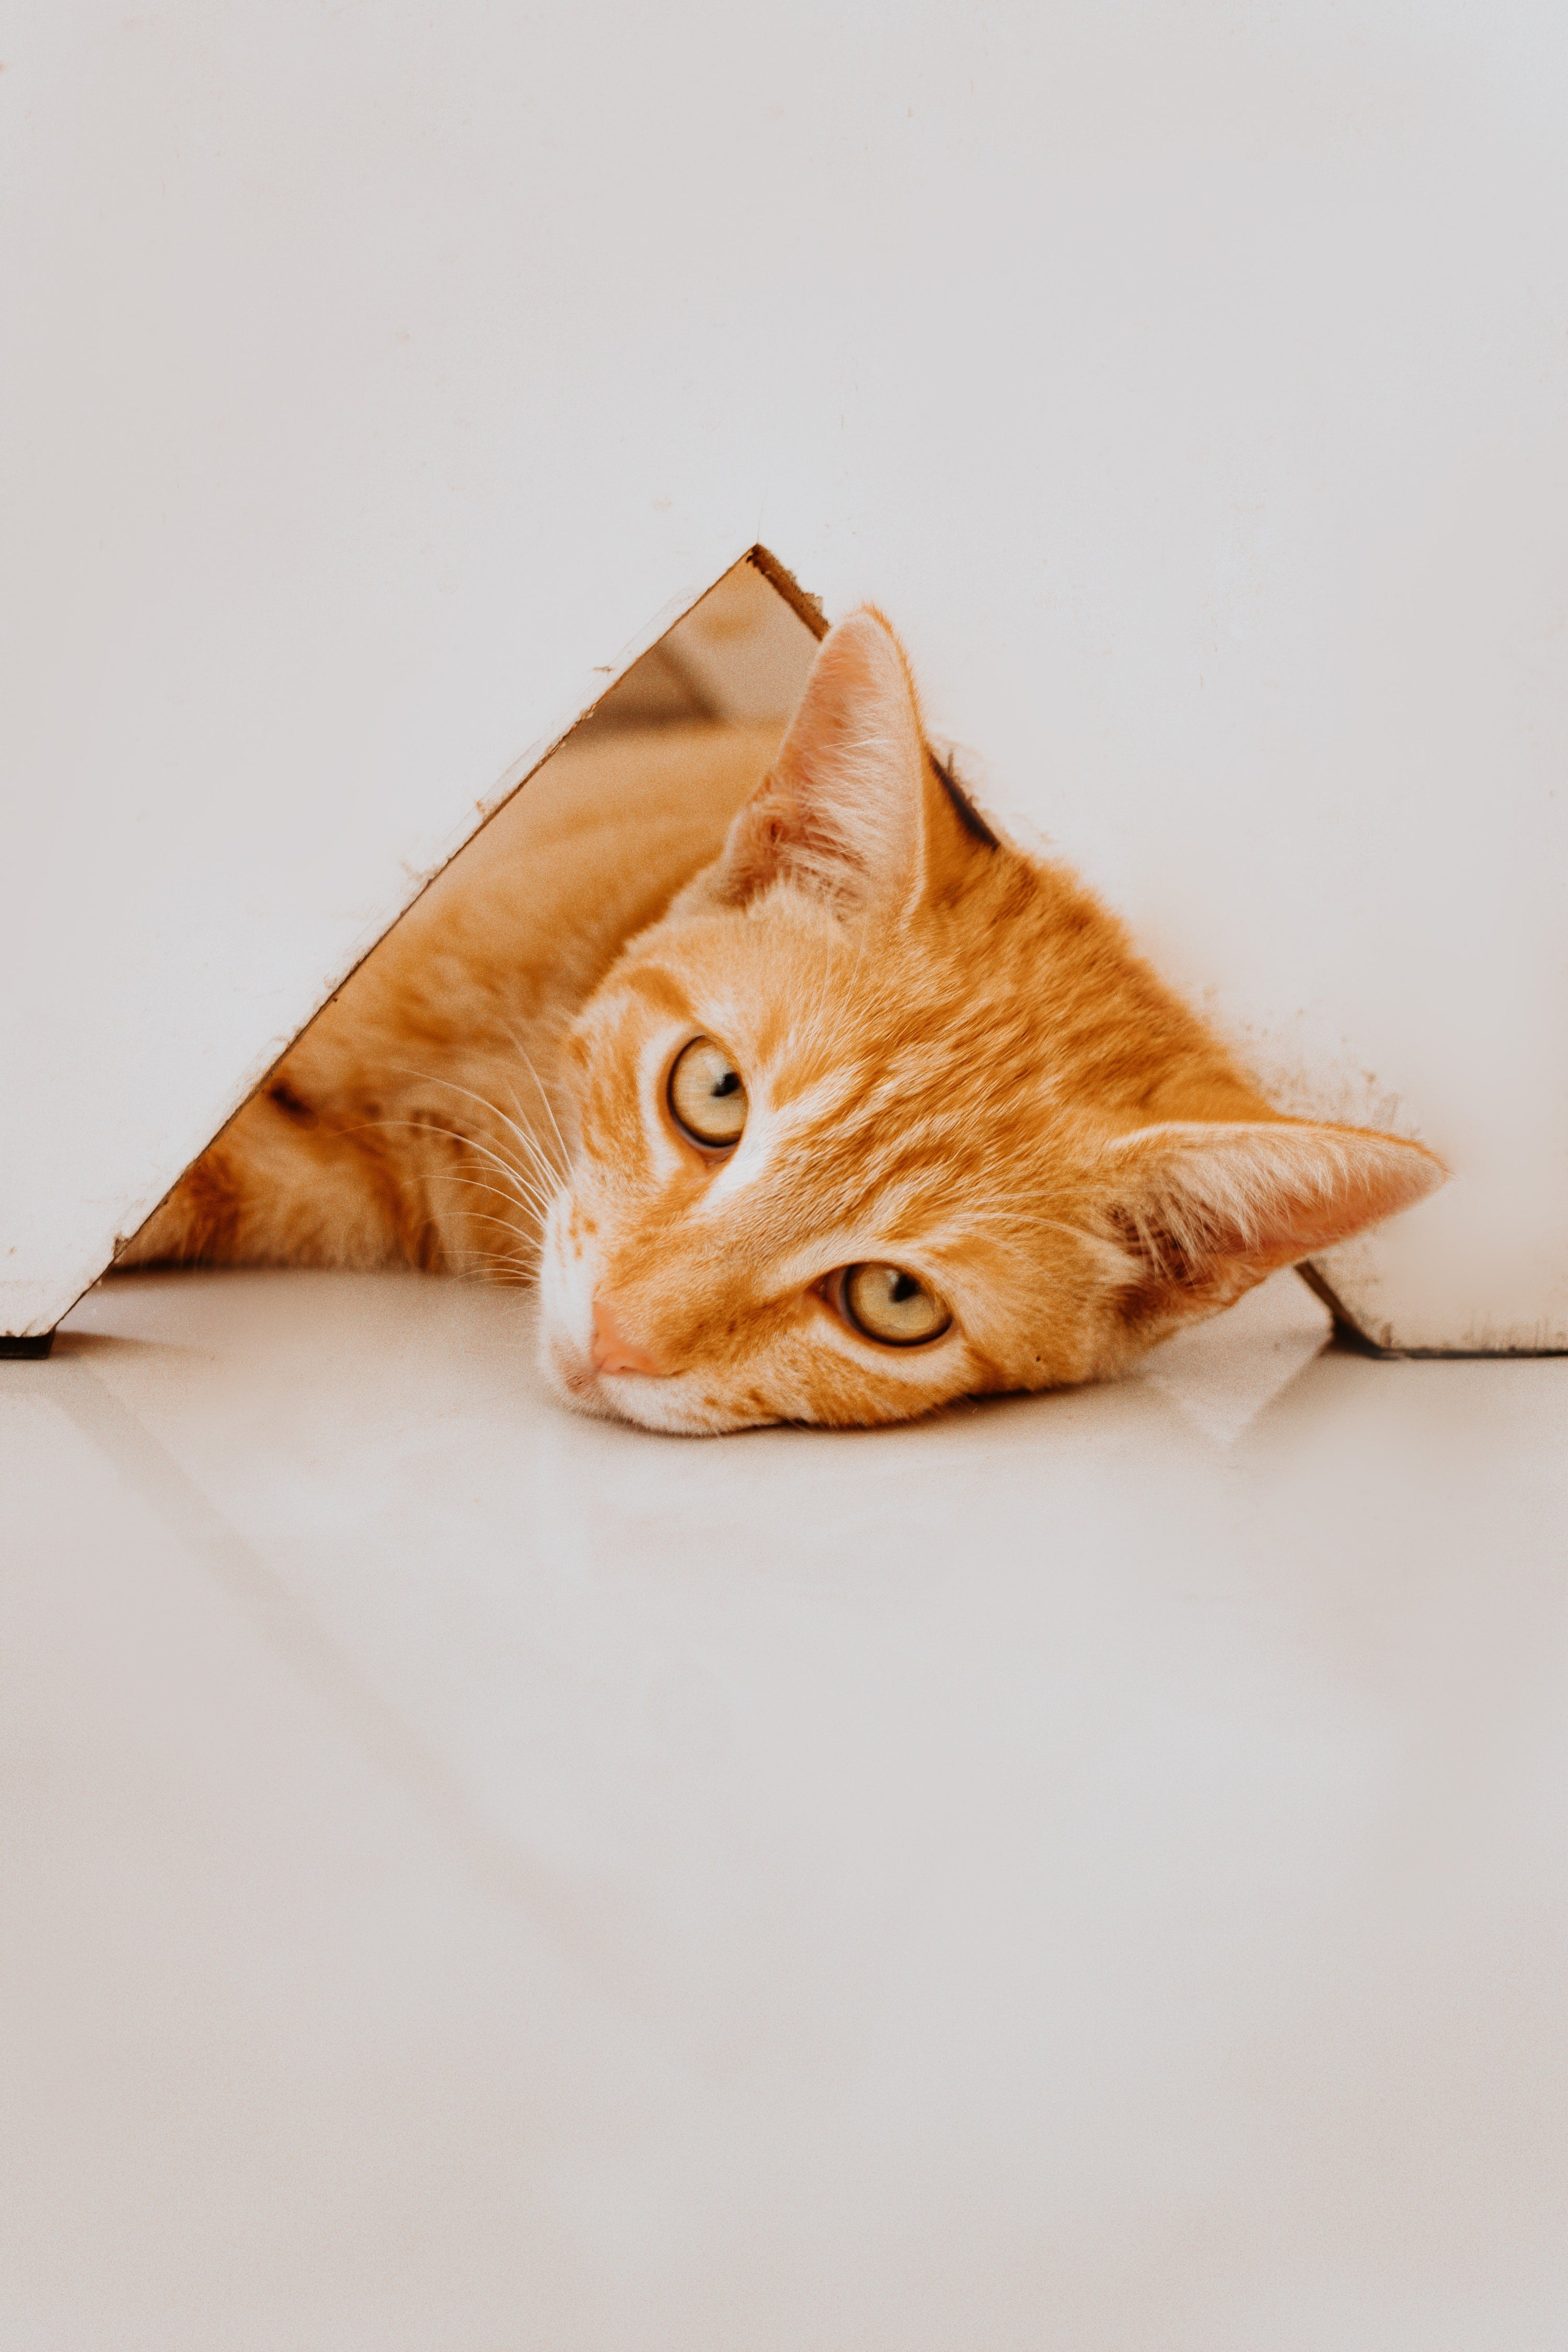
[4,0,1564,1350]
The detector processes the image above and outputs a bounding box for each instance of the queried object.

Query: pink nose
[591,1295,664,1377]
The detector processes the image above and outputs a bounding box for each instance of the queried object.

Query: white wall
[4,0,1564,1347]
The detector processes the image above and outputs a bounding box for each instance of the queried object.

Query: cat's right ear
[699,608,966,916]
[1098,1117,1447,1326]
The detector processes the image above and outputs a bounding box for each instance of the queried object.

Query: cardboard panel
[4,0,1563,1347]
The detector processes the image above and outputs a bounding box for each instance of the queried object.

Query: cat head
[538,609,1444,1433]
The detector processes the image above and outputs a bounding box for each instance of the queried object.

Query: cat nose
[590,1295,665,1377]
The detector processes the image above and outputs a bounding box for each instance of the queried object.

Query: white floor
[3,1266,1565,2349]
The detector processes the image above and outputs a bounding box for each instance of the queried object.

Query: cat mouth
[543,1332,673,1426]
[543,1333,769,1437]
[544,1335,618,1417]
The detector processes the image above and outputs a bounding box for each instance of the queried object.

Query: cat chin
[542,1348,771,1438]
[597,1378,773,1438]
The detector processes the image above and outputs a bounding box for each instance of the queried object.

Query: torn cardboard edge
[746,545,829,642]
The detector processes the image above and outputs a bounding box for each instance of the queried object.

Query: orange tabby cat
[125,610,1444,1431]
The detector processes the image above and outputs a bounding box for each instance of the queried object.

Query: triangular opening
[101,549,823,1308]
[575,546,823,735]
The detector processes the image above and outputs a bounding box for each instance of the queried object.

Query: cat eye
[839,1262,951,1347]
[667,1035,748,1149]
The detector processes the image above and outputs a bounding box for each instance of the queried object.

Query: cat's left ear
[704,608,982,915]
[1099,1118,1447,1322]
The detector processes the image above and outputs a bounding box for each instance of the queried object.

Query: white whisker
[384,1064,564,1190]
[497,1021,573,1176]
[437,1172,553,1226]
[355,1113,556,1220]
